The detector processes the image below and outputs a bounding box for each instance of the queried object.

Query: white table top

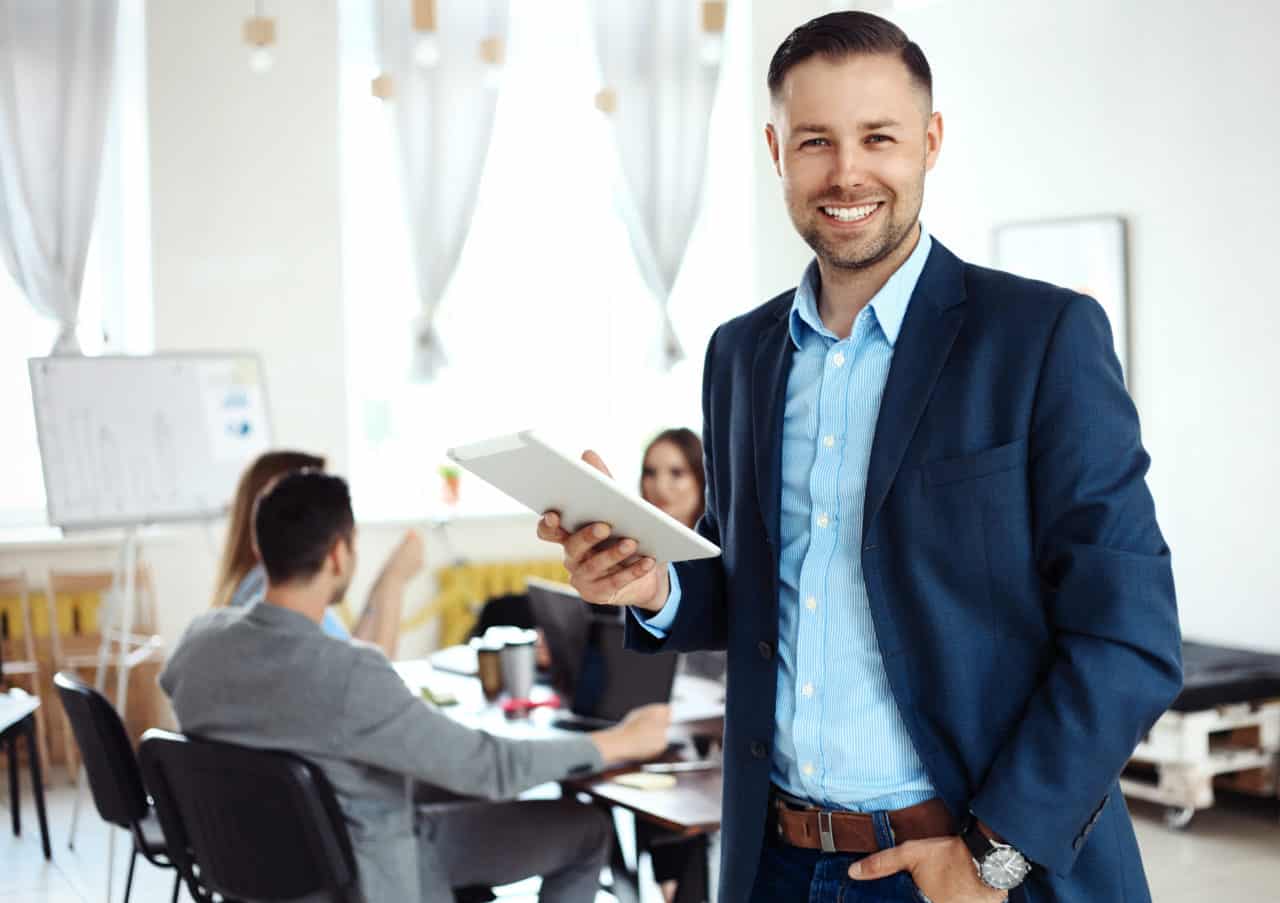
[0,688,40,730]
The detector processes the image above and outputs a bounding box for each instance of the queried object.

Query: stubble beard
[795,186,923,272]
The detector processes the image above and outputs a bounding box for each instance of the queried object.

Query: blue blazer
[626,240,1181,903]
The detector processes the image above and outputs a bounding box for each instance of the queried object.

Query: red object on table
[501,693,562,716]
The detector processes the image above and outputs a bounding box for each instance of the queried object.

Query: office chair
[139,729,362,903]
[53,672,179,902]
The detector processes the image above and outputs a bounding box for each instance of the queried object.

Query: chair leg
[32,703,54,789]
[122,847,138,903]
[61,705,79,785]
[19,595,54,788]
[7,736,20,837]
[106,825,117,903]
[170,870,182,903]
[24,718,51,859]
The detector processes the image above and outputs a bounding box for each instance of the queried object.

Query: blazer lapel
[752,303,795,549]
[863,242,968,538]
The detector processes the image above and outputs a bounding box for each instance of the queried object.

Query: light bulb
[249,46,275,73]
[699,32,723,67]
[413,33,441,69]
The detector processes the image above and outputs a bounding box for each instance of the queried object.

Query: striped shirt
[644,228,937,811]
[771,230,936,810]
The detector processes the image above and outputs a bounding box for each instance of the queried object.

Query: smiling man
[537,11,1181,903]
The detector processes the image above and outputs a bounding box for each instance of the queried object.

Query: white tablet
[447,430,721,563]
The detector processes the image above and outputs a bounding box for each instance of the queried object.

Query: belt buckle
[818,810,836,853]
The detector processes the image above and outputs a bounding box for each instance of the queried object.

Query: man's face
[766,53,942,271]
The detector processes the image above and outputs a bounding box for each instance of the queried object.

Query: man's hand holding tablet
[536,450,671,614]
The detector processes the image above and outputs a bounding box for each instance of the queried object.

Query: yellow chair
[402,559,570,649]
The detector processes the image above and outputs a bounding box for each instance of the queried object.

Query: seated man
[161,470,670,901]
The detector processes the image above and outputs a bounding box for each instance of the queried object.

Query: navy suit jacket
[626,239,1182,903]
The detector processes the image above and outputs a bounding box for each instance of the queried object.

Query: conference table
[394,654,724,903]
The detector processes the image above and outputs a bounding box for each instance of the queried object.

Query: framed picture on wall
[993,215,1130,381]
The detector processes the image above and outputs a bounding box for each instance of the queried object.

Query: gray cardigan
[160,602,602,900]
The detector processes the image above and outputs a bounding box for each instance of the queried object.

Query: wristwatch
[960,813,1031,892]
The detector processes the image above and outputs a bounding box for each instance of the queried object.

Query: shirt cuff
[632,564,682,638]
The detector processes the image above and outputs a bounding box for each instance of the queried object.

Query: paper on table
[612,771,677,791]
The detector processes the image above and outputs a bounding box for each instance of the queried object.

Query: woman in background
[639,427,706,534]
[212,450,423,658]
[638,428,723,902]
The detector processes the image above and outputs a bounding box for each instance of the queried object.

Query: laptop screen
[527,579,677,722]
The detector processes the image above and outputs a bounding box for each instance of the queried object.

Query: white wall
[147,0,349,472]
[752,0,1280,650]
[3,0,552,662]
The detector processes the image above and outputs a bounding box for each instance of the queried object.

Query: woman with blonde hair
[213,450,422,657]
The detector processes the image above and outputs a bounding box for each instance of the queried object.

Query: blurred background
[1,1,1277,900]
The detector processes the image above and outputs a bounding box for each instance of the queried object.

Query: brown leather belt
[771,789,957,854]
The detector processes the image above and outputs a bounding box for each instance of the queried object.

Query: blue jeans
[748,810,926,903]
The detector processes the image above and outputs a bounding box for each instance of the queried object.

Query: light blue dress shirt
[643,229,938,812]
[229,564,351,641]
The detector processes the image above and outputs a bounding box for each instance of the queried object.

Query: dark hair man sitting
[162,470,670,901]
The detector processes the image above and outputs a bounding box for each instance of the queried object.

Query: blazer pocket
[924,438,1027,486]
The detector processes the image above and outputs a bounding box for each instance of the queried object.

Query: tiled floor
[3,766,1278,901]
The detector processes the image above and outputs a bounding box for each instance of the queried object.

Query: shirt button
[832,352,846,367]
[816,513,830,529]
[751,741,768,759]
[805,596,817,611]
[802,762,815,776]
[823,435,835,448]
[758,641,774,661]
[802,682,814,698]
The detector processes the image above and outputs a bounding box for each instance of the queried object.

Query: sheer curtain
[340,0,751,519]
[374,0,512,382]
[0,0,119,355]
[587,0,723,369]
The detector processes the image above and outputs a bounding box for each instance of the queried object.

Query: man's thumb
[581,449,613,477]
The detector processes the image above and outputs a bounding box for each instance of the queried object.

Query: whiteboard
[28,354,273,529]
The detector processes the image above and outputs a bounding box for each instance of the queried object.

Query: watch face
[980,846,1031,891]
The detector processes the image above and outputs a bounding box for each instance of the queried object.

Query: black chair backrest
[138,729,360,903]
[53,671,150,829]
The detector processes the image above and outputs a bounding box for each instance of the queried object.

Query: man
[162,470,670,902]
[537,11,1181,903]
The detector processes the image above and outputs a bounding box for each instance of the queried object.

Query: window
[0,0,152,527]
[340,0,751,518]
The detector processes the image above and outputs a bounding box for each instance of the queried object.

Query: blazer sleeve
[969,295,1182,875]
[626,326,730,654]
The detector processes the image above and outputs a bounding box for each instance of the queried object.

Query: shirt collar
[789,227,933,350]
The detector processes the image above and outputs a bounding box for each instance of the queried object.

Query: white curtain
[588,0,722,370]
[375,0,511,383]
[0,0,118,355]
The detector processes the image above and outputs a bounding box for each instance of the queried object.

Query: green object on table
[420,685,458,707]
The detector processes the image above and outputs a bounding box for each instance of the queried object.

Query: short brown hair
[253,470,355,585]
[767,11,932,106]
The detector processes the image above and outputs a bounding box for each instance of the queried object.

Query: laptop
[526,577,678,730]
